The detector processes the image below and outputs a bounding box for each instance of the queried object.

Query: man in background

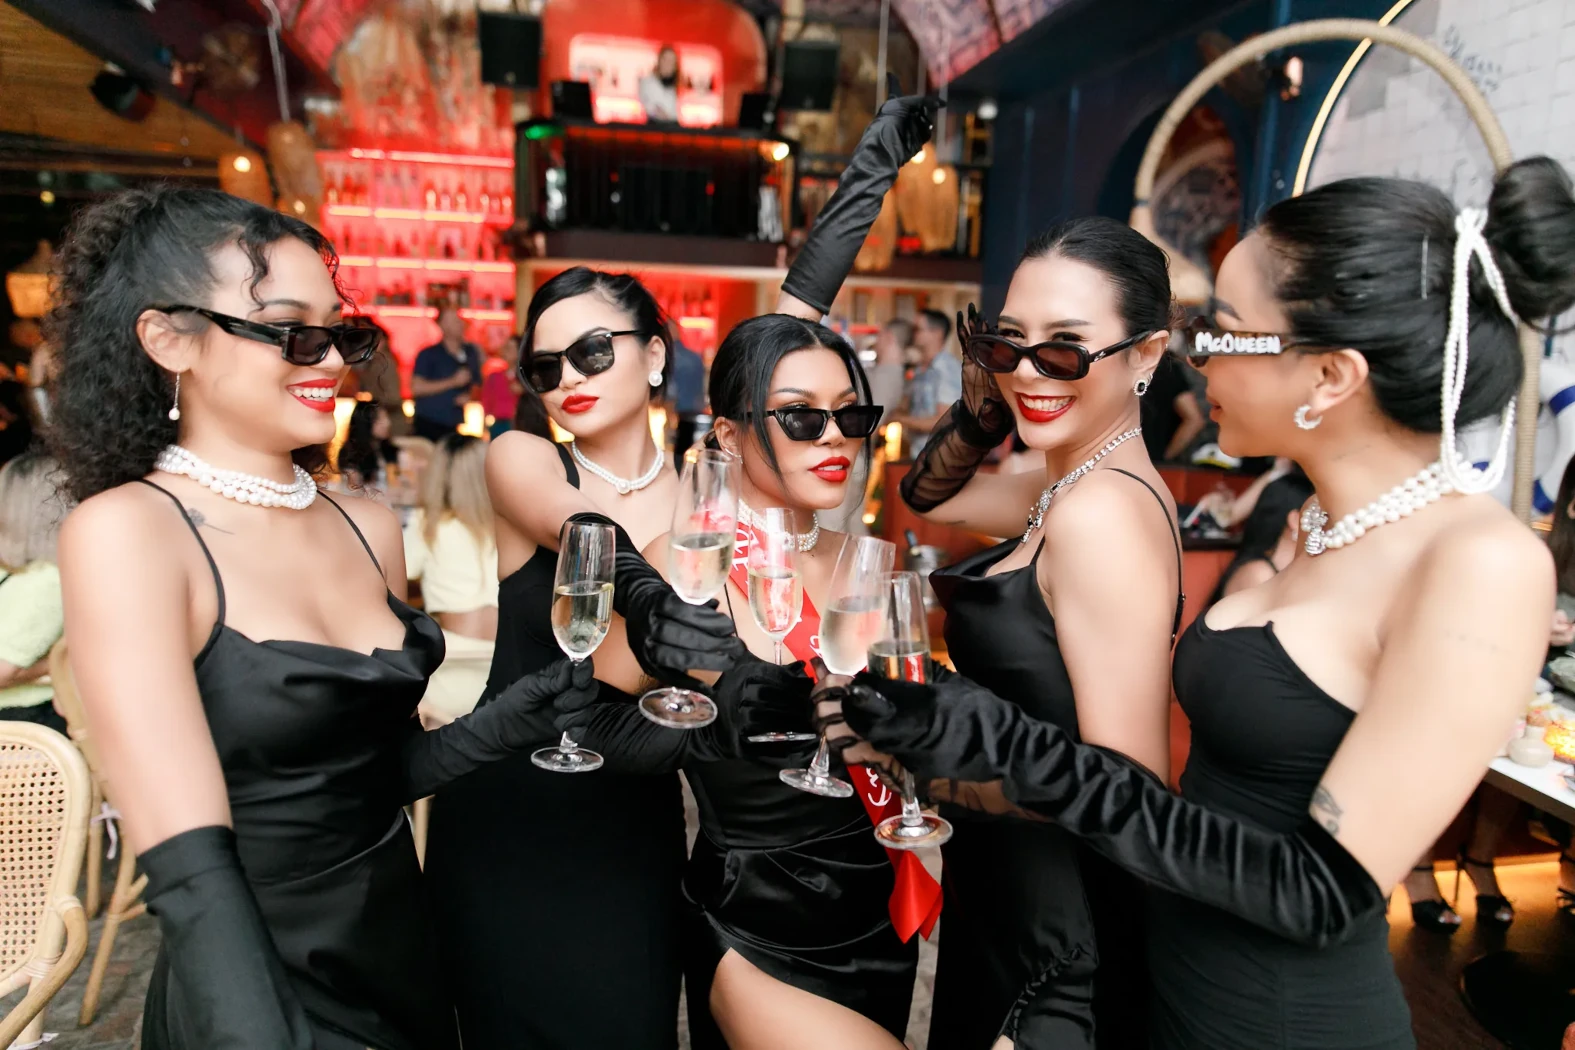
[826,318,909,535]
[410,307,482,441]
[639,46,681,124]
[892,309,961,456]
[347,317,410,436]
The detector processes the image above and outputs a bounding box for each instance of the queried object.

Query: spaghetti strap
[1107,468,1186,642]
[317,493,383,574]
[136,478,227,636]
[554,440,580,488]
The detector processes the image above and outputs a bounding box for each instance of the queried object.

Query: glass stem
[809,734,832,778]
[773,638,784,665]
[558,732,579,755]
[899,770,924,827]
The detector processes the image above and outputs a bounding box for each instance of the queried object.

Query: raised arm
[59,489,313,1047]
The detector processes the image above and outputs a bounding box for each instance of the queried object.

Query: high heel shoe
[1409,864,1462,933]
[1454,852,1515,927]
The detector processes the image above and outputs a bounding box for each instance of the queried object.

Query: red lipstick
[1015,393,1075,425]
[562,394,598,415]
[810,455,851,483]
[288,378,338,414]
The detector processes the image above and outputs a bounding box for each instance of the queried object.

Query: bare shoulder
[326,490,402,556]
[1043,467,1175,557]
[1417,497,1553,598]
[487,430,566,479]
[61,481,183,566]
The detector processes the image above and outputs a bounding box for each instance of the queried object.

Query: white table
[1485,754,1575,824]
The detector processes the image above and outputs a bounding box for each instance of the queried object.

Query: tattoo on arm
[1311,783,1343,835]
[185,508,232,535]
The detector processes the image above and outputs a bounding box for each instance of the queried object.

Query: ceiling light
[39,190,56,205]
[770,141,790,162]
[232,155,252,173]
[977,98,999,121]
[931,168,947,185]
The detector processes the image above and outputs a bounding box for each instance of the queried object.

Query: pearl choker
[1300,461,1451,555]
[570,437,665,495]
[156,445,317,510]
[1023,427,1143,542]
[739,499,820,552]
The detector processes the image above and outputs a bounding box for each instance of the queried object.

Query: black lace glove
[841,673,1385,947]
[567,512,745,688]
[401,657,597,801]
[780,75,941,315]
[901,305,1016,512]
[139,826,315,1049]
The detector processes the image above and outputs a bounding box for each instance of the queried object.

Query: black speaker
[478,12,542,88]
[738,91,774,131]
[551,80,594,121]
[779,40,839,111]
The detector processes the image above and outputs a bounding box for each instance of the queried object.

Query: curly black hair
[46,185,342,503]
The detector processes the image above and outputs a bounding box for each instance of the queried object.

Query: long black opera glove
[558,657,817,774]
[779,74,941,316]
[841,673,1386,948]
[139,826,315,1050]
[400,657,596,801]
[900,306,1015,512]
[567,512,745,688]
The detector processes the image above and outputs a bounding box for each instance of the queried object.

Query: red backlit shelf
[338,257,515,274]
[325,205,511,226]
[346,148,514,169]
[364,306,515,322]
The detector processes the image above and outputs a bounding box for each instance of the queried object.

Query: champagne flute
[639,449,739,729]
[868,571,953,849]
[532,520,613,772]
[744,508,817,744]
[780,535,895,798]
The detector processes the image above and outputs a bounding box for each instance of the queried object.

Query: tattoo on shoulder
[1311,783,1343,835]
[185,507,233,535]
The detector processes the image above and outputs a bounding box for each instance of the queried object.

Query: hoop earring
[648,370,663,387]
[168,373,181,422]
[1133,376,1151,396]
[1293,404,1321,430]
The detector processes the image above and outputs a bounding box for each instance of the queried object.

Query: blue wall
[977,0,1394,312]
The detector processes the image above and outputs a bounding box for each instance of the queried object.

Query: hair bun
[1485,156,1575,321]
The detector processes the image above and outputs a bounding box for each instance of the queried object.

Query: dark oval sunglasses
[522,329,641,393]
[753,404,885,441]
[160,306,379,366]
[965,329,1156,381]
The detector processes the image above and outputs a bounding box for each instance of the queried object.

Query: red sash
[728,522,943,942]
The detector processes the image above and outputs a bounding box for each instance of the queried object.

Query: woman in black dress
[425,80,937,1049]
[48,186,596,1049]
[833,157,1575,1049]
[886,217,1181,1049]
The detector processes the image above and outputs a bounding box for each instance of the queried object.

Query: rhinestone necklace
[739,498,820,552]
[570,435,665,495]
[156,445,317,510]
[1300,461,1451,555]
[1022,427,1143,543]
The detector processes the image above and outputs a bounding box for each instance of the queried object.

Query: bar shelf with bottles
[318,148,518,381]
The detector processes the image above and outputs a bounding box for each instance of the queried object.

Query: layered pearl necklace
[1022,427,1143,543]
[1300,461,1451,555]
[156,445,317,510]
[570,436,665,495]
[739,498,820,552]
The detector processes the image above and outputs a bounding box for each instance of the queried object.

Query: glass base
[638,688,717,729]
[779,766,854,798]
[746,731,819,743]
[531,744,604,773]
[874,813,953,850]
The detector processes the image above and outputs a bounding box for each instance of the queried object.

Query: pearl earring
[168,373,181,422]
[1133,376,1151,396]
[648,369,663,387]
[1293,404,1321,430]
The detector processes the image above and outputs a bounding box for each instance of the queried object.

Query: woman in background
[0,452,68,733]
[338,400,398,491]
[482,335,523,439]
[404,433,498,726]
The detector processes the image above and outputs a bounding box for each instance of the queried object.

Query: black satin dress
[138,482,454,1050]
[1154,618,1412,1049]
[926,469,1177,1050]
[564,697,919,1049]
[423,444,688,1049]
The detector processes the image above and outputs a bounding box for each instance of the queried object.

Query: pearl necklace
[1022,428,1143,542]
[1300,461,1451,555]
[739,498,820,552]
[570,436,665,495]
[156,445,317,510]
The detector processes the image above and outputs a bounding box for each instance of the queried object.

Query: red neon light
[330,257,516,274]
[344,148,513,169]
[325,205,507,225]
[363,306,516,321]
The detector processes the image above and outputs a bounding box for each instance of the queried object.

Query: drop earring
[1133,375,1151,396]
[648,369,663,387]
[168,373,182,422]
[1293,404,1321,430]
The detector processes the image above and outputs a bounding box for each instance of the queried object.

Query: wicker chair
[0,720,91,1049]
[47,640,147,1027]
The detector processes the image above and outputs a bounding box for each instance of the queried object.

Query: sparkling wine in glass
[532,520,614,772]
[744,508,816,744]
[780,535,895,798]
[640,450,739,729]
[868,571,953,849]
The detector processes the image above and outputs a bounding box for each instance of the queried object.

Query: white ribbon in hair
[1440,208,1520,494]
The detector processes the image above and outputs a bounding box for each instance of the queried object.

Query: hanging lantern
[895,148,959,254]
[5,240,53,319]
[266,121,323,228]
[853,189,897,273]
[219,149,271,203]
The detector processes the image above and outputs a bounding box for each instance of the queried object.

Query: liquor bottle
[439,178,453,211]
[424,180,438,210]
